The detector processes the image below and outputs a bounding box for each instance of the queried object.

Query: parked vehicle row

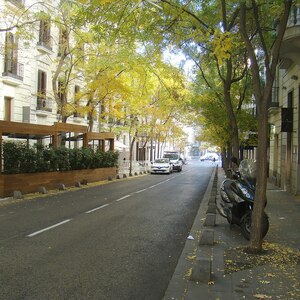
[150,155,183,175]
[199,152,219,161]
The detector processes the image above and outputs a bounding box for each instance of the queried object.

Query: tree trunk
[88,111,94,132]
[129,136,135,176]
[248,101,268,253]
[223,62,240,161]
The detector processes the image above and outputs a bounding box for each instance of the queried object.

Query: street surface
[0,160,214,300]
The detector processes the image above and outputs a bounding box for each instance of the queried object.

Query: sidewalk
[163,166,300,300]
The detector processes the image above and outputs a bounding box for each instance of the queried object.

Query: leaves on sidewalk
[224,241,300,299]
[224,241,300,274]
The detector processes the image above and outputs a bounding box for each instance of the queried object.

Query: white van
[163,151,183,172]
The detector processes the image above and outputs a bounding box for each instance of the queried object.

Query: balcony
[2,59,24,86]
[36,97,52,117]
[279,4,300,69]
[268,87,280,115]
[37,40,53,54]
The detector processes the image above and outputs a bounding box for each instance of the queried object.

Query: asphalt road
[0,160,214,300]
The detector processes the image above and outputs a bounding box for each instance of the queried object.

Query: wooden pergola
[0,121,115,171]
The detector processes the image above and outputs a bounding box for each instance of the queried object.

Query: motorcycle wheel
[240,211,269,240]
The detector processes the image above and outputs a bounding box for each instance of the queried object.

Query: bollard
[58,183,66,191]
[204,213,216,227]
[206,203,216,214]
[209,195,216,204]
[13,190,23,199]
[75,181,81,187]
[190,254,212,283]
[38,186,48,194]
[199,229,215,246]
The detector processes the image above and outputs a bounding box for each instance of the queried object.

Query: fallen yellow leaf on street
[187,255,197,260]
[253,294,272,299]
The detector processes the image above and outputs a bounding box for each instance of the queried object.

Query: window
[38,17,51,49]
[74,85,80,99]
[58,27,68,56]
[281,90,294,132]
[58,79,66,104]
[75,42,85,64]
[37,70,47,110]
[4,97,12,121]
[3,32,23,79]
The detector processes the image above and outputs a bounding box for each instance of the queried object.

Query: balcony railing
[36,97,52,112]
[287,4,300,27]
[2,59,24,81]
[37,40,53,52]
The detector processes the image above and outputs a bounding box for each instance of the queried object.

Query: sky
[163,47,195,79]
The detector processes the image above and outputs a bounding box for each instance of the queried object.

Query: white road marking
[116,194,131,202]
[85,203,110,214]
[148,181,164,189]
[26,172,190,238]
[27,219,71,237]
[135,189,147,194]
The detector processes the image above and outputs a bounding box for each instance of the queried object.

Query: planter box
[0,167,117,198]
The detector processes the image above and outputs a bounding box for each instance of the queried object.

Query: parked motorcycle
[217,158,269,240]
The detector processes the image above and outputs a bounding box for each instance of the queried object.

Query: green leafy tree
[239,0,293,253]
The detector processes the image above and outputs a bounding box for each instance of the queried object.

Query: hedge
[2,141,119,174]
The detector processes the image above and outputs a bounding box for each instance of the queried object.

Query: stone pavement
[163,165,300,300]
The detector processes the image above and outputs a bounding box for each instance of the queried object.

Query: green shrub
[3,142,22,174]
[2,141,118,174]
[81,147,94,169]
[19,147,37,173]
[54,147,71,171]
[103,151,119,167]
[69,148,84,170]
[35,144,50,172]
[91,149,103,169]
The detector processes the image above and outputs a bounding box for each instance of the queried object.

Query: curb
[163,165,218,300]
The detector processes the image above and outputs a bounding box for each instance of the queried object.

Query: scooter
[217,158,269,240]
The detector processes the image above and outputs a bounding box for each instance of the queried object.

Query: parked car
[150,158,173,174]
[163,151,183,172]
[199,153,219,161]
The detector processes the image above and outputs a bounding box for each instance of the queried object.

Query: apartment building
[0,0,135,155]
[1,0,58,125]
[268,4,300,194]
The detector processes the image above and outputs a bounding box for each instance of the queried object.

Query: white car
[150,158,173,174]
[200,153,219,161]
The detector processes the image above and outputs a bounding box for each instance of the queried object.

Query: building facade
[0,0,138,164]
[268,4,300,194]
